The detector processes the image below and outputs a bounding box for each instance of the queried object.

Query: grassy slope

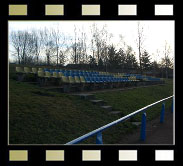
[9,64,173,144]
[95,80,173,122]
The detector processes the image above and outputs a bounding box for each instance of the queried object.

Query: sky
[8,20,174,63]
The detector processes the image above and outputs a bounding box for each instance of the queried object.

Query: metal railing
[65,95,174,145]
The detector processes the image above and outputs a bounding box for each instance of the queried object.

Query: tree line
[10,23,173,78]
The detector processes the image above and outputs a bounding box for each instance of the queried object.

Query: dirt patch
[117,110,173,144]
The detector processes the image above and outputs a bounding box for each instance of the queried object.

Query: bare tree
[10,31,21,64]
[90,23,112,67]
[136,22,145,74]
[90,23,102,64]
[31,29,43,65]
[163,41,173,78]
[41,28,56,65]
[51,27,66,66]
[10,30,37,64]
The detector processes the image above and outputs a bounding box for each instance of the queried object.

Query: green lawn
[9,64,173,144]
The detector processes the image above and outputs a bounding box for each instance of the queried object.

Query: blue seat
[64,72,70,76]
[107,77,112,82]
[44,68,50,72]
[103,77,108,83]
[119,78,123,82]
[74,72,79,76]
[101,77,105,82]
[84,77,91,83]
[90,77,95,83]
[99,77,104,83]
[95,77,100,83]
[55,69,59,72]
[80,72,84,76]
[116,78,120,82]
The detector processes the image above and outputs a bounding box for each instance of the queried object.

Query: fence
[65,95,174,145]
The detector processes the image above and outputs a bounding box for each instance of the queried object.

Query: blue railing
[65,95,174,145]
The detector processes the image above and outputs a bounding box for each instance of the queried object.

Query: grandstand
[15,66,164,92]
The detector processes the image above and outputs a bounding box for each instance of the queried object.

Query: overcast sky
[8,20,174,63]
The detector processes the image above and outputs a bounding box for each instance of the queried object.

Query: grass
[95,80,173,122]
[9,64,173,144]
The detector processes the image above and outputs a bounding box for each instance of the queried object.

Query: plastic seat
[71,73,75,77]
[44,68,50,72]
[50,69,54,74]
[79,73,84,76]
[80,76,86,83]
[55,69,60,72]
[32,68,37,74]
[98,77,103,83]
[68,76,75,84]
[74,76,80,83]
[64,72,70,77]
[84,77,91,83]
[38,71,45,77]
[52,72,58,78]
[113,78,118,82]
[45,71,51,78]
[16,67,24,73]
[95,77,100,83]
[92,77,97,83]
[90,77,95,83]
[38,68,43,71]
[24,67,31,73]
[102,77,107,83]
[61,76,69,83]
[107,77,111,83]
[74,72,79,76]
[58,72,64,77]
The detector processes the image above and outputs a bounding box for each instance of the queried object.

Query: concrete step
[75,93,95,100]
[108,111,122,115]
[100,105,113,111]
[90,99,105,106]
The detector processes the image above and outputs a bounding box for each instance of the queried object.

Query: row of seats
[38,72,132,84]
[15,66,161,84]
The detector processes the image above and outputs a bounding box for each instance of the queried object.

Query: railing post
[171,98,174,113]
[96,132,103,144]
[160,103,165,123]
[140,112,146,141]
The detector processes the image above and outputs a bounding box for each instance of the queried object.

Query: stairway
[74,93,122,114]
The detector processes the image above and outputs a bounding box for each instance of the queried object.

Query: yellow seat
[38,68,43,72]
[16,67,24,73]
[52,72,58,78]
[61,76,69,83]
[68,76,75,84]
[74,76,80,83]
[38,71,45,77]
[45,71,51,78]
[24,67,31,73]
[58,72,64,77]
[32,68,37,74]
[80,76,86,83]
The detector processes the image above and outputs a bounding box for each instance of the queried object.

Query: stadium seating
[15,66,164,92]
